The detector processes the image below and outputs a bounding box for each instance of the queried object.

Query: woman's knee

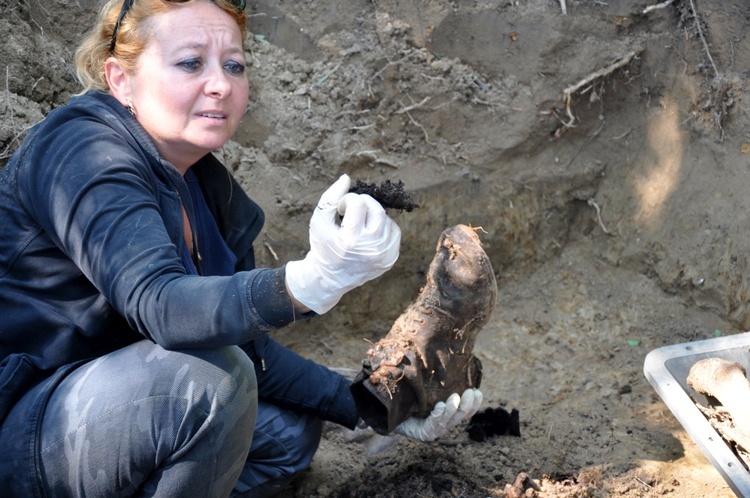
[45,340,259,444]
[189,344,258,409]
[118,340,257,406]
[35,342,259,496]
[149,343,259,447]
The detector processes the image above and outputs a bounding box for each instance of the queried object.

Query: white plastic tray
[644,332,750,497]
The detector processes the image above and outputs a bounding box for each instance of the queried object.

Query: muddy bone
[351,224,498,435]
[687,357,750,434]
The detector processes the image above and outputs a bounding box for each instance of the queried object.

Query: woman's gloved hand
[286,174,401,314]
[393,388,483,442]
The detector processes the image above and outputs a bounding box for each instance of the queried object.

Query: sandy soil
[3,0,750,496]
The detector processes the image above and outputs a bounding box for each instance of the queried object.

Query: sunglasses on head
[109,0,246,55]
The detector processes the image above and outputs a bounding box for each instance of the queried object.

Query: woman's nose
[205,65,231,97]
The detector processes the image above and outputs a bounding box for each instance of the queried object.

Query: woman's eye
[225,60,245,75]
[178,59,202,71]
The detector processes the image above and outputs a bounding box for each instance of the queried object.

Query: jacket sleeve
[204,165,361,428]
[18,103,300,349]
[242,334,360,429]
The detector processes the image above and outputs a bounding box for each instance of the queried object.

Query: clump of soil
[348,179,420,212]
[466,405,522,443]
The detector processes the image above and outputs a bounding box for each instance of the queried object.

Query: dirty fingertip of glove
[446,393,461,410]
[458,390,477,411]
[431,401,447,417]
[473,389,483,407]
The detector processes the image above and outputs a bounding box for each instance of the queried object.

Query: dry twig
[406,111,436,146]
[313,62,342,88]
[371,52,416,81]
[642,0,675,15]
[561,48,643,127]
[395,96,431,115]
[5,66,13,125]
[0,125,35,160]
[354,151,400,169]
[688,0,720,78]
[588,198,614,236]
[264,242,279,261]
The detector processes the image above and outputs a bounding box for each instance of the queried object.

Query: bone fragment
[687,357,750,434]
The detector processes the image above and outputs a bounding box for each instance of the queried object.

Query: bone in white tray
[644,331,750,498]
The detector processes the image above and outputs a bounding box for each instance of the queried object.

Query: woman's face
[125,1,249,171]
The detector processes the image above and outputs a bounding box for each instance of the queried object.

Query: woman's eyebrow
[172,41,244,55]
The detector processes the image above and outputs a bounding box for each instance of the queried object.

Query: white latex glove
[285,174,401,314]
[393,388,483,442]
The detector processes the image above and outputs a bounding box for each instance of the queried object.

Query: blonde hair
[75,0,247,93]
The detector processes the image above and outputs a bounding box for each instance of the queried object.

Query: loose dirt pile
[3,0,750,496]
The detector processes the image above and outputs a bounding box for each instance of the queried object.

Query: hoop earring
[126,99,136,117]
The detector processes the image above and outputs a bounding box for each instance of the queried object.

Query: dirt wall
[3,0,750,496]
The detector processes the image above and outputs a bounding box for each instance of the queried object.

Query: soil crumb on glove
[348,179,420,212]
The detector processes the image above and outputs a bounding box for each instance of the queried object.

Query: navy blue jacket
[0,91,359,429]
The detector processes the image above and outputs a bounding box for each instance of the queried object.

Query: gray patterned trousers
[0,340,322,497]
